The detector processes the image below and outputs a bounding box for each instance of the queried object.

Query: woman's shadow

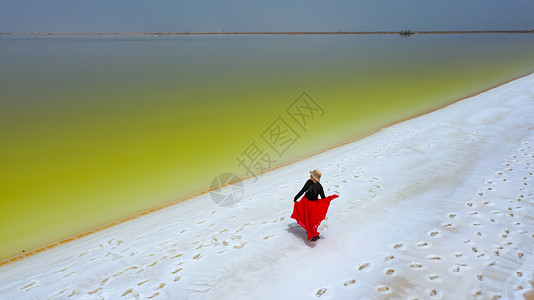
[287,223,317,248]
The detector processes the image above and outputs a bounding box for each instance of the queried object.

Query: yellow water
[1,34,534,261]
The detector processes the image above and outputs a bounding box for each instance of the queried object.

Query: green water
[1,34,534,260]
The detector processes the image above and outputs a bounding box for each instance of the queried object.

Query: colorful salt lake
[1,33,534,261]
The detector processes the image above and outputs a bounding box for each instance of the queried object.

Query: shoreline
[0,69,533,269]
[1,30,534,37]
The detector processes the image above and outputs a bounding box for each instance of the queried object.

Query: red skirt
[291,195,339,240]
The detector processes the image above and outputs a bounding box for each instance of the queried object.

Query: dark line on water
[1,30,534,37]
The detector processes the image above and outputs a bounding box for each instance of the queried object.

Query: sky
[1,0,534,33]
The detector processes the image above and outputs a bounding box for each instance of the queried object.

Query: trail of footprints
[29,198,295,299]
[313,140,534,298]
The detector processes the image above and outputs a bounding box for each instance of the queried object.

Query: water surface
[1,34,534,260]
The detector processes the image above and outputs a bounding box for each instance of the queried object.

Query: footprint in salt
[233,242,247,249]
[146,291,160,299]
[100,277,109,286]
[358,262,372,272]
[113,266,138,277]
[138,279,150,286]
[122,288,134,297]
[442,223,455,231]
[105,252,123,261]
[315,287,328,297]
[471,246,484,254]
[416,241,431,249]
[66,288,82,298]
[376,285,392,294]
[88,287,102,295]
[392,243,405,250]
[343,279,356,287]
[426,255,442,262]
[426,274,442,283]
[170,253,183,260]
[383,268,396,276]
[55,267,69,274]
[427,288,442,299]
[450,263,468,273]
[20,280,39,292]
[409,262,424,270]
[195,220,206,226]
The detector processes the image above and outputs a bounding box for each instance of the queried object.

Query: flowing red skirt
[291,195,339,240]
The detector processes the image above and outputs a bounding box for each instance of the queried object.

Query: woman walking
[291,169,338,241]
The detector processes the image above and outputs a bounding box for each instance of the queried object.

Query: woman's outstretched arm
[319,184,326,199]
[294,180,311,202]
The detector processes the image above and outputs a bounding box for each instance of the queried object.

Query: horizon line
[1,29,534,36]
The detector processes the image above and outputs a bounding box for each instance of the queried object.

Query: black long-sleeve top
[294,179,326,201]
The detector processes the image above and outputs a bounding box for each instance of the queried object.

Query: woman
[291,169,338,241]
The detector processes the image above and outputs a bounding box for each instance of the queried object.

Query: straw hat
[309,169,322,182]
